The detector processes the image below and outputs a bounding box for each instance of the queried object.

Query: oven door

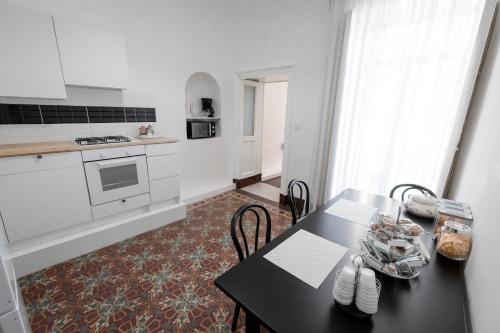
[84,156,149,206]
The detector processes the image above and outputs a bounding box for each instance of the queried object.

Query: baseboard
[182,183,236,204]
[233,173,262,189]
[7,203,186,277]
[280,193,287,205]
[280,193,306,210]
[262,172,281,181]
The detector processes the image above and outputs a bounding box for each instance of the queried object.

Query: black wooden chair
[287,179,310,225]
[389,183,437,201]
[230,203,272,331]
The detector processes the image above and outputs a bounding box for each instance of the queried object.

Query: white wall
[448,6,500,332]
[261,81,287,179]
[0,0,333,201]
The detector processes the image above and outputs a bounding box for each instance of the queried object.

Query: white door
[237,80,264,179]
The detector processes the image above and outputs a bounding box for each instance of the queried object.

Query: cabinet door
[0,2,66,98]
[53,17,130,89]
[0,260,15,316]
[147,154,179,180]
[150,176,180,203]
[0,167,92,242]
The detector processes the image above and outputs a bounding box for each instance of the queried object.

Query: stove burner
[75,136,131,145]
[103,135,131,143]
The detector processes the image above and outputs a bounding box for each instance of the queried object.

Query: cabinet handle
[122,199,126,203]
[37,154,43,159]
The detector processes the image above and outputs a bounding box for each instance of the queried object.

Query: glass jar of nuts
[437,222,472,261]
[433,207,473,240]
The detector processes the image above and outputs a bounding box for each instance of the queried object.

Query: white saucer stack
[332,264,381,315]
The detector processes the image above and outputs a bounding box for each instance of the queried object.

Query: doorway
[234,68,292,204]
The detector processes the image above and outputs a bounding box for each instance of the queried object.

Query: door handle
[97,158,137,169]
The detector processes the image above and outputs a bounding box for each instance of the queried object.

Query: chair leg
[231,304,240,331]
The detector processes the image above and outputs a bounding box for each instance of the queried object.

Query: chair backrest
[230,203,272,262]
[389,183,437,201]
[287,179,310,225]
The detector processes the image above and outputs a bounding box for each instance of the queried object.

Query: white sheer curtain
[327,0,487,198]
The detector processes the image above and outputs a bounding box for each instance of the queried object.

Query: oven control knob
[99,153,107,159]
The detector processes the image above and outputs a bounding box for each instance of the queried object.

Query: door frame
[233,65,295,194]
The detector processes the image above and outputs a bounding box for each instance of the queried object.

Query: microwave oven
[187,121,216,139]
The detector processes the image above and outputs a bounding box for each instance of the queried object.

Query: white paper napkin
[264,229,348,289]
[324,198,378,225]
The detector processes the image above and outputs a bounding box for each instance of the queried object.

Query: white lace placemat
[324,198,378,225]
[263,229,348,289]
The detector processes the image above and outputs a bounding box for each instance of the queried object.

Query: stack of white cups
[332,266,356,305]
[332,265,380,315]
[355,268,380,314]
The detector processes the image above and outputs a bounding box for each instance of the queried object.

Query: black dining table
[214,188,469,333]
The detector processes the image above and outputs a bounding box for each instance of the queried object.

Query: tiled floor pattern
[18,191,291,333]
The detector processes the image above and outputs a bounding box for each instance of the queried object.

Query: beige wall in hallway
[261,82,288,179]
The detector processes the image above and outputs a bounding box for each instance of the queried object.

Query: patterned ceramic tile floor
[19,191,291,333]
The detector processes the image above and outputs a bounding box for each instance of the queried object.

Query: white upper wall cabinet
[0,2,66,98]
[53,17,130,89]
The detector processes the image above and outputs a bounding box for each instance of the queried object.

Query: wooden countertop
[0,137,178,158]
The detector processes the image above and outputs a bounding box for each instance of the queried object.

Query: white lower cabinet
[0,143,181,244]
[91,193,150,220]
[0,163,92,242]
[147,154,178,180]
[150,176,180,203]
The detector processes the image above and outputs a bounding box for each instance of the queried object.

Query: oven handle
[97,157,137,169]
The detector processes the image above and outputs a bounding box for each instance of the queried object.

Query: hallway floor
[240,182,280,202]
[263,176,281,188]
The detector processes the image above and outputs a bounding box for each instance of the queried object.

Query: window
[243,85,256,136]
[328,0,488,197]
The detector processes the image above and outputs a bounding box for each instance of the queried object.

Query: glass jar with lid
[437,222,472,261]
[433,207,473,240]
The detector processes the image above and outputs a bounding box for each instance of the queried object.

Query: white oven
[83,146,150,206]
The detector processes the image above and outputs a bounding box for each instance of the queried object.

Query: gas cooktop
[75,136,131,145]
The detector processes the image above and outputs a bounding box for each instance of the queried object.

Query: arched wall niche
[185,72,221,138]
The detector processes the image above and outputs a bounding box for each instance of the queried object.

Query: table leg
[245,311,260,333]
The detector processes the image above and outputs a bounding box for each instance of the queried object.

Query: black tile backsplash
[146,108,156,122]
[113,107,125,122]
[125,107,137,122]
[0,103,156,125]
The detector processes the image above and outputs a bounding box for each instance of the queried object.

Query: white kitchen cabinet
[0,2,66,98]
[146,143,178,157]
[0,156,92,242]
[92,193,150,220]
[53,17,130,89]
[0,260,15,316]
[147,154,178,180]
[150,176,180,203]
